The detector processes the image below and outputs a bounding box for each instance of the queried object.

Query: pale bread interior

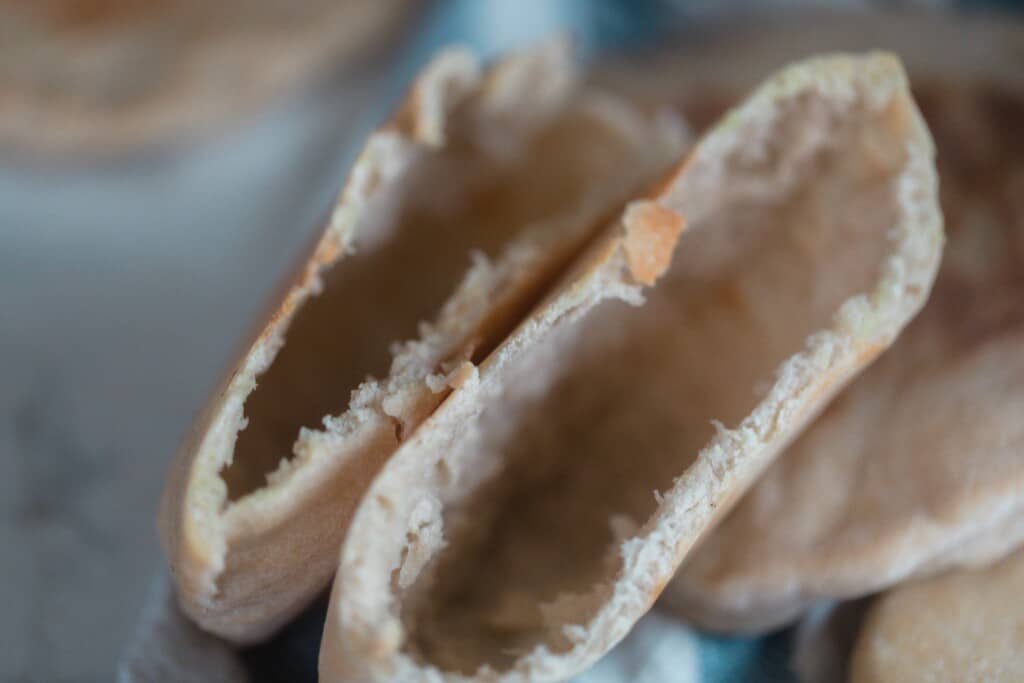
[388,85,910,674]
[222,88,678,501]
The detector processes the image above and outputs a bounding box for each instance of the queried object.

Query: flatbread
[0,0,414,154]
[320,53,942,682]
[849,547,1024,683]
[159,41,685,643]
[667,83,1024,633]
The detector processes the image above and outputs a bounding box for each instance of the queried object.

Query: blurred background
[1,1,1019,680]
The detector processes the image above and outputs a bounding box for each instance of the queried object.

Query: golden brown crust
[623,201,687,286]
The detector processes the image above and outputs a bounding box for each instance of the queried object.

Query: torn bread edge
[158,40,684,643]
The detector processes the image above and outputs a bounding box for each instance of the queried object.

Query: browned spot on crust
[623,201,686,286]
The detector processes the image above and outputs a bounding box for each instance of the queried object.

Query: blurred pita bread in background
[593,10,1024,102]
[849,547,1024,683]
[665,80,1024,634]
[320,52,942,682]
[0,0,416,155]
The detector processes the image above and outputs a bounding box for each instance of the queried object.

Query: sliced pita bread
[158,41,686,643]
[668,83,1024,633]
[0,0,414,154]
[320,53,942,682]
[849,547,1024,683]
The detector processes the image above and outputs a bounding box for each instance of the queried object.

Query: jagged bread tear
[321,53,943,682]
[158,41,684,643]
[669,84,1024,634]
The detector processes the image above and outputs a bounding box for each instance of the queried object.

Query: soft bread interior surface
[222,94,668,501]
[393,87,906,673]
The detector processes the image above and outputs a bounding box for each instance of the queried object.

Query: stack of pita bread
[156,19,1022,682]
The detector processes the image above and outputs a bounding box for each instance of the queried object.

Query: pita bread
[0,0,414,154]
[158,41,686,643]
[667,83,1024,633]
[593,10,1024,101]
[849,547,1024,683]
[320,53,942,682]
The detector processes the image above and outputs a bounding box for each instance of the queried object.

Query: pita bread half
[158,41,686,643]
[320,53,942,682]
[667,83,1024,633]
[0,0,414,154]
[849,547,1024,683]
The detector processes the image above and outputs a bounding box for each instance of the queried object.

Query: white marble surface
[0,69,379,680]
